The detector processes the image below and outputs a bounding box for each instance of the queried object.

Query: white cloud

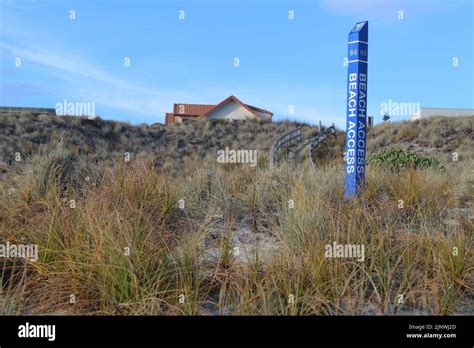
[0,41,205,122]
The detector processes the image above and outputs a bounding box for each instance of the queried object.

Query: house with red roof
[165,95,273,125]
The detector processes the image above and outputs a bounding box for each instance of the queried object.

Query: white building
[410,107,474,121]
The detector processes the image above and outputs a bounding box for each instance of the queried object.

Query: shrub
[19,141,93,198]
[367,147,441,172]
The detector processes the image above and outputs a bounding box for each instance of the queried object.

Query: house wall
[175,116,197,123]
[253,110,272,121]
[207,100,258,120]
[410,108,474,121]
[165,113,175,125]
[0,106,56,115]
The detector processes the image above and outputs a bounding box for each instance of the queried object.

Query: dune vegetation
[0,115,472,315]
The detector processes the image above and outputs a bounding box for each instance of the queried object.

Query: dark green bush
[367,147,441,172]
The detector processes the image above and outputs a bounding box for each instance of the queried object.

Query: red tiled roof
[173,103,215,116]
[246,104,273,117]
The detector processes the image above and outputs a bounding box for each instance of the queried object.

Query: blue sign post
[344,21,368,197]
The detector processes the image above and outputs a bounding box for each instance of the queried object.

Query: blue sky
[1,0,473,127]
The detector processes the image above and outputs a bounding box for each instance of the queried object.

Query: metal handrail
[271,128,301,167]
[309,124,337,170]
[271,124,337,169]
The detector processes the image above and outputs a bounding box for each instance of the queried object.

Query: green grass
[367,148,442,172]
